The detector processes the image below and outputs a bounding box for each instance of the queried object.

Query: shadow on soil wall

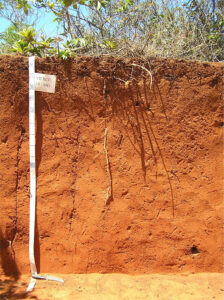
[0,55,223,276]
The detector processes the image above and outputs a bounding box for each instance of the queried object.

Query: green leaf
[97,1,101,10]
[73,1,78,9]
[104,39,117,49]
[53,17,62,23]
[47,1,55,9]
[24,6,28,15]
[63,0,73,7]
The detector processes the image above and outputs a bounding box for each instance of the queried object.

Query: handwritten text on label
[35,73,56,93]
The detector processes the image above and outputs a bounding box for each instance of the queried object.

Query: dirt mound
[0,55,223,276]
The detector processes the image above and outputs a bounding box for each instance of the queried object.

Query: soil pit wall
[0,55,223,277]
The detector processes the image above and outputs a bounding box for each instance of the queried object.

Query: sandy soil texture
[1,273,224,300]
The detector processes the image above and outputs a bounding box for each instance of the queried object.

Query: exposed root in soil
[131,63,153,89]
[109,75,175,216]
[43,99,60,115]
[130,90,147,180]
[135,81,175,215]
[143,109,175,217]
[1,56,222,275]
[103,127,113,206]
[63,112,80,231]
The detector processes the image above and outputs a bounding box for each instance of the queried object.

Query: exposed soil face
[0,55,223,277]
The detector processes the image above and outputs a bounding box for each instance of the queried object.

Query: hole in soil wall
[1,136,8,143]
[213,121,224,127]
[135,101,140,106]
[21,126,26,134]
[191,246,199,254]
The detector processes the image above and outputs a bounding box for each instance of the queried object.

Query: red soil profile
[0,55,223,277]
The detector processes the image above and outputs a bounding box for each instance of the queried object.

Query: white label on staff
[35,73,56,93]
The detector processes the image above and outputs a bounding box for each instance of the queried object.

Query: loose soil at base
[0,55,223,297]
[1,273,224,300]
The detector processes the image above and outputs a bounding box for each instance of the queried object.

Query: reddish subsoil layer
[0,55,223,277]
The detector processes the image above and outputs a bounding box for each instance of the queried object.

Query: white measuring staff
[27,56,64,292]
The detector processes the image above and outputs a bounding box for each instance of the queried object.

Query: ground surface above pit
[0,55,223,276]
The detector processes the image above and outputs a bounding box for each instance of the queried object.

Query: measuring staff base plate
[27,273,64,292]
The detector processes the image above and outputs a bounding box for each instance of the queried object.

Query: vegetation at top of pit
[0,0,223,62]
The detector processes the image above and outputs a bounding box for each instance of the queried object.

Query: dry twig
[131,63,153,89]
